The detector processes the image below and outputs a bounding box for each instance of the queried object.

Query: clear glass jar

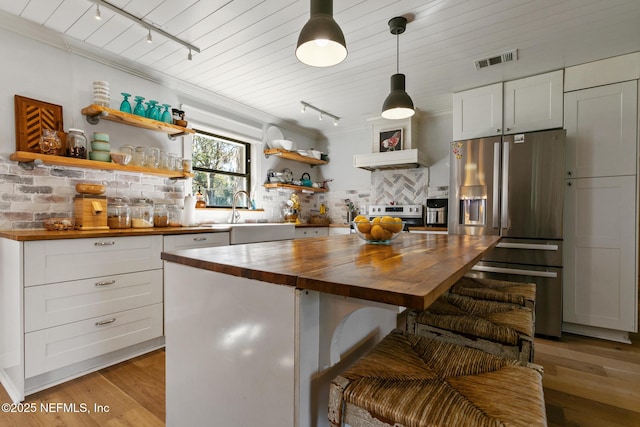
[66,129,87,159]
[107,198,130,229]
[167,205,182,227]
[39,129,62,155]
[132,146,147,167]
[131,199,154,228]
[153,204,169,227]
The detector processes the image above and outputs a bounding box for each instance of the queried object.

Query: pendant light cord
[396,32,400,74]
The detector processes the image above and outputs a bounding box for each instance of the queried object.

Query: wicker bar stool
[449,276,536,311]
[328,329,546,427]
[406,293,534,363]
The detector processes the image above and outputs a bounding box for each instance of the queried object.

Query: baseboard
[24,337,165,398]
[562,323,631,344]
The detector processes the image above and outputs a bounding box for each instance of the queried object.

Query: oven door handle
[471,265,558,278]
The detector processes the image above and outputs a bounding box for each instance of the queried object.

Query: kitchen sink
[198,222,295,244]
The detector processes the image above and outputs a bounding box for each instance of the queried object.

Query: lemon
[370,224,386,240]
[353,215,371,233]
[390,217,404,233]
[380,215,395,231]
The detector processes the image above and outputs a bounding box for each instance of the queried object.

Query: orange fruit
[380,216,395,231]
[353,215,371,233]
[389,217,403,233]
[370,224,386,240]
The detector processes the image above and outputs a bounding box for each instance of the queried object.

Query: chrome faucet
[230,190,250,223]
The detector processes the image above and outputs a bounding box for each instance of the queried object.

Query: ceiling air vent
[474,49,518,70]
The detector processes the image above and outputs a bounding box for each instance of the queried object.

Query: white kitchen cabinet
[564,81,638,178]
[563,176,637,335]
[329,226,351,236]
[295,227,329,239]
[163,232,229,251]
[453,70,564,141]
[0,235,165,402]
[503,70,564,134]
[453,83,503,141]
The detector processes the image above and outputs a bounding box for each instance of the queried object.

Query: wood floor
[1,333,639,426]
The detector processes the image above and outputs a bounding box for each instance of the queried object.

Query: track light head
[147,29,152,43]
[95,5,102,20]
[188,49,193,61]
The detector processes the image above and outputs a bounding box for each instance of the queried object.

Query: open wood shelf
[10,151,194,179]
[263,148,327,166]
[81,104,195,137]
[263,183,328,193]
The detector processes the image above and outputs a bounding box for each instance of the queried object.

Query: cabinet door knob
[505,128,510,132]
[567,182,573,186]
[496,128,501,132]
[567,171,573,176]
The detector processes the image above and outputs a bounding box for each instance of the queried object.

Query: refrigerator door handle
[496,242,559,251]
[471,265,558,278]
[492,142,501,228]
[501,141,509,229]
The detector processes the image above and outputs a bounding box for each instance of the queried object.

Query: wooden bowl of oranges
[352,215,405,244]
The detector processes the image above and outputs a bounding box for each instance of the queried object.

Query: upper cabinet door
[453,83,503,141]
[564,81,638,178]
[503,70,564,134]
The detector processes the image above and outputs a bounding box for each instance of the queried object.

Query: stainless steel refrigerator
[449,129,565,337]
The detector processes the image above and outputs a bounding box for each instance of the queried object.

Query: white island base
[164,262,397,427]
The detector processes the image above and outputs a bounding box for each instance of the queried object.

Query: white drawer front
[25,270,163,332]
[25,303,163,378]
[25,235,163,286]
[164,232,229,251]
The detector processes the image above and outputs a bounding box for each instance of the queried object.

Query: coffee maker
[426,198,448,227]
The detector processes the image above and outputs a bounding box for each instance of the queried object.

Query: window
[191,130,251,208]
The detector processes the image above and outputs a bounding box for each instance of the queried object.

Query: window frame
[191,129,252,209]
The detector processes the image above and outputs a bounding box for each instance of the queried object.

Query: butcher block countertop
[0,226,232,241]
[161,233,500,310]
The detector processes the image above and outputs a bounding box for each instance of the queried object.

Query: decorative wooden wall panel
[14,95,65,153]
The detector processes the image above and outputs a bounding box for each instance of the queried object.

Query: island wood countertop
[161,233,500,310]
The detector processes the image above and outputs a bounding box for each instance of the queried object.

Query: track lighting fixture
[91,0,199,61]
[381,16,415,120]
[300,101,340,126]
[296,0,347,67]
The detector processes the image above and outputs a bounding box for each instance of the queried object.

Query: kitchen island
[161,233,499,427]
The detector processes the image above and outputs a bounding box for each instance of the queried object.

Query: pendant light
[296,0,347,67]
[381,16,415,120]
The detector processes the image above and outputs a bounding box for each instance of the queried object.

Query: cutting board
[14,95,65,153]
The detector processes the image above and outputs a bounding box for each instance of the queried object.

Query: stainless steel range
[368,204,424,230]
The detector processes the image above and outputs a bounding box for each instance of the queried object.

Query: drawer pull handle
[95,241,115,246]
[95,318,116,326]
[95,280,116,287]
[193,237,207,241]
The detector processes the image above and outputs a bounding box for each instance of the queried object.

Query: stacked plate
[93,80,110,107]
[265,125,296,151]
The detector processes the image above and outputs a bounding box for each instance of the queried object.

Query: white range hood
[353,149,429,171]
[353,116,428,171]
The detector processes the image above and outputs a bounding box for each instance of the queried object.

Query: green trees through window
[192,130,251,208]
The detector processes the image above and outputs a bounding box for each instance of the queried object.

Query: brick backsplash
[1,155,429,229]
[0,156,184,230]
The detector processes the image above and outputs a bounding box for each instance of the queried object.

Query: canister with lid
[167,205,182,227]
[66,129,87,159]
[153,204,169,227]
[131,199,154,228]
[107,198,130,229]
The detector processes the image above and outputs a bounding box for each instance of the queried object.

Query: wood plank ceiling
[2,0,640,133]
